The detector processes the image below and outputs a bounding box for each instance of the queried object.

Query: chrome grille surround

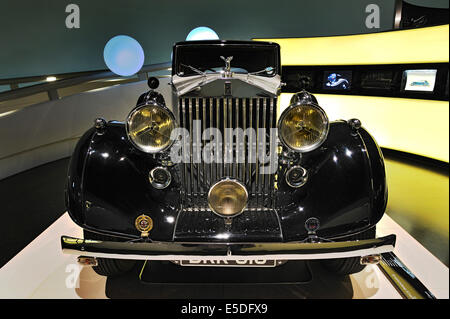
[177,96,277,212]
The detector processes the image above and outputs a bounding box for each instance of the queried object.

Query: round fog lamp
[149,167,171,189]
[286,166,308,188]
[208,180,248,217]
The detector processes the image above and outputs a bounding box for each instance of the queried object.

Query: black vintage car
[61,40,395,277]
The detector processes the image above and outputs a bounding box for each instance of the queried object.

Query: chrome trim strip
[61,235,396,261]
[181,206,275,212]
[63,245,395,261]
[172,73,281,97]
[394,0,403,29]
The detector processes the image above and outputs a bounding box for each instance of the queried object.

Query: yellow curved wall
[260,25,449,162]
[258,25,449,65]
[279,94,449,163]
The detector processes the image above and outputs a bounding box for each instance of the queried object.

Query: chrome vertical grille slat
[223,98,228,177]
[261,98,267,204]
[229,97,233,178]
[181,99,190,202]
[202,98,207,190]
[235,98,240,180]
[224,98,227,176]
[268,98,275,199]
[216,98,220,184]
[178,96,276,210]
[195,97,201,195]
[242,98,247,184]
[209,97,214,184]
[249,98,255,198]
[255,98,260,210]
[188,98,195,198]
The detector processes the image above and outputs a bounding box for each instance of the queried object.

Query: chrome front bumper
[61,234,396,261]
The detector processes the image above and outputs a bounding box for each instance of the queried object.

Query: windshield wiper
[249,66,275,76]
[180,63,206,76]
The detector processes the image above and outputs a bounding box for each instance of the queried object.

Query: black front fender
[66,122,180,240]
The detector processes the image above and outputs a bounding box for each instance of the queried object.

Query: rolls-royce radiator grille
[177,96,277,211]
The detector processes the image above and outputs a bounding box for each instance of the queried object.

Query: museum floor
[0,153,448,299]
[0,212,447,299]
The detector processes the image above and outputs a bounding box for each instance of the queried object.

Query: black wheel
[83,230,136,277]
[321,227,376,276]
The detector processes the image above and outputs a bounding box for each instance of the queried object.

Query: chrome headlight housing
[278,99,329,153]
[126,102,176,153]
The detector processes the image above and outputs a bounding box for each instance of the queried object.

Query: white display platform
[0,213,448,299]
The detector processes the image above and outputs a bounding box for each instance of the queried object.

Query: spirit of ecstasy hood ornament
[220,56,233,77]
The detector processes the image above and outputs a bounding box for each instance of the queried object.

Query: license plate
[175,259,278,267]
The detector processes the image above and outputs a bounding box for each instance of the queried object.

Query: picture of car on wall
[410,80,430,87]
[403,69,437,92]
[324,71,352,90]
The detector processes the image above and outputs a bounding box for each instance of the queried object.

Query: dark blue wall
[0,0,446,79]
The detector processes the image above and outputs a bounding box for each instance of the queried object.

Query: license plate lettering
[187,259,229,265]
[178,259,277,267]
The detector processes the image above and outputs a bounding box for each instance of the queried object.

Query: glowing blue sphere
[186,27,219,41]
[103,35,145,76]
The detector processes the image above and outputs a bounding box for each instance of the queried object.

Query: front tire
[321,227,376,276]
[83,230,136,277]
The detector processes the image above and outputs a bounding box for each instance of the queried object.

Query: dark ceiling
[0,0,447,79]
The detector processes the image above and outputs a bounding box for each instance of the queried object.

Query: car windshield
[174,43,279,77]
[205,67,249,74]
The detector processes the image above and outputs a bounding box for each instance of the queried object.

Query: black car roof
[174,40,279,47]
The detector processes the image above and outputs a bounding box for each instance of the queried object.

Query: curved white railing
[0,63,172,180]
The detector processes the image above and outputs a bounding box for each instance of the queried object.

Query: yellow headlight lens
[208,180,248,217]
[279,103,329,152]
[127,104,175,153]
